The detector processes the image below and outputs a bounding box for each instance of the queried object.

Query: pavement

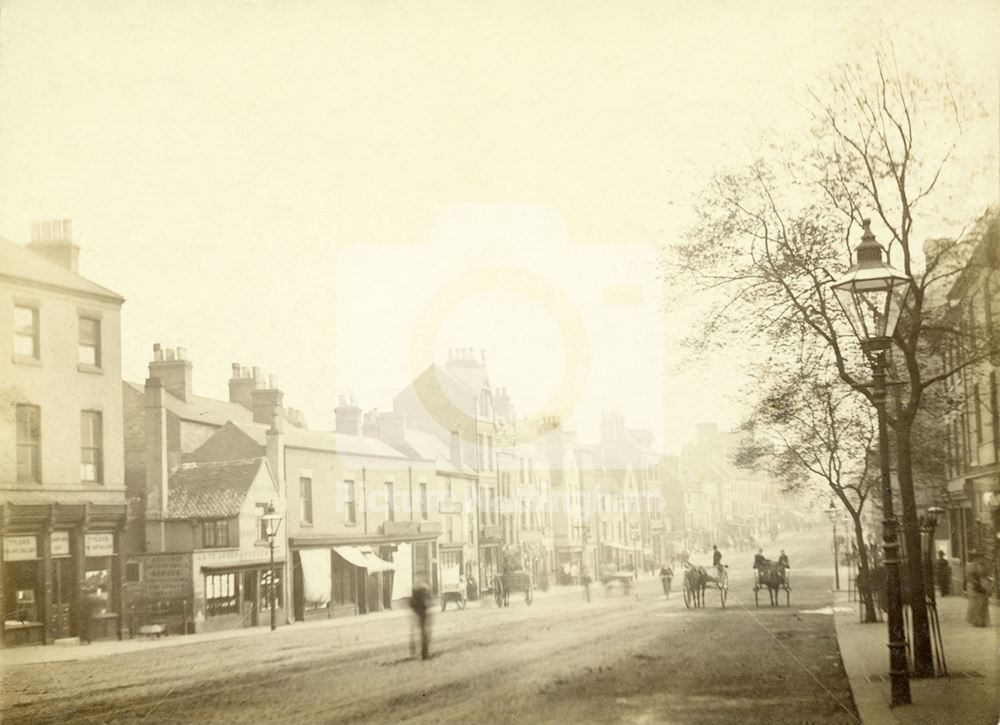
[0,581,584,667]
[833,589,999,725]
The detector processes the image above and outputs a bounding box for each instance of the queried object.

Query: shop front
[1,503,126,647]
[291,528,438,622]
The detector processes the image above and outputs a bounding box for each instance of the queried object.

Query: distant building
[1,220,127,646]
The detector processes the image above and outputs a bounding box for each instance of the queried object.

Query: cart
[494,570,534,607]
[440,572,467,612]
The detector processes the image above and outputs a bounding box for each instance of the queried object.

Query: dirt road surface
[2,530,859,724]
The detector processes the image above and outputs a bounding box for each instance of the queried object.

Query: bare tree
[735,358,881,622]
[669,46,995,676]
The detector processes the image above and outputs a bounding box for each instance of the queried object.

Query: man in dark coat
[409,581,432,660]
[934,550,952,597]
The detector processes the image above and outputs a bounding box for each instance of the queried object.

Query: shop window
[259,568,284,610]
[202,519,230,548]
[300,477,313,524]
[16,404,41,483]
[78,317,101,367]
[12,589,38,623]
[205,573,237,616]
[80,410,103,483]
[82,568,111,615]
[13,304,39,359]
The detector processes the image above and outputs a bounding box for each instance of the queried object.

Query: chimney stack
[335,396,362,436]
[144,377,170,521]
[379,412,407,445]
[28,219,80,272]
[148,343,193,401]
[251,374,284,425]
[362,409,380,438]
[228,362,257,411]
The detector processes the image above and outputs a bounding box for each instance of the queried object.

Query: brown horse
[755,562,788,606]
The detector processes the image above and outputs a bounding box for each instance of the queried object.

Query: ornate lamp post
[824,500,842,591]
[831,218,912,706]
[920,506,944,606]
[262,503,283,632]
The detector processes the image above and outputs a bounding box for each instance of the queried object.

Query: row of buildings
[937,208,1000,594]
[1,220,782,647]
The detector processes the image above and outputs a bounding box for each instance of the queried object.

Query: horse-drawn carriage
[683,563,728,608]
[493,570,534,607]
[753,561,790,606]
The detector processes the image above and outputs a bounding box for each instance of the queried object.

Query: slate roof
[166,458,270,519]
[0,235,124,302]
[124,382,255,427]
[231,422,418,460]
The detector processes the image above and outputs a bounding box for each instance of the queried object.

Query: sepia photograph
[0,1,997,723]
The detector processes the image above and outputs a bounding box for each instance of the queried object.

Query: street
[3,531,859,725]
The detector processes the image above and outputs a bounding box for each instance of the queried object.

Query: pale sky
[1,0,997,453]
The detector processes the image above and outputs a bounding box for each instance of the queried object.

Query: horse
[756,561,788,606]
[684,564,709,607]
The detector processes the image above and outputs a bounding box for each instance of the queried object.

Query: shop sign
[419,521,443,535]
[439,500,464,515]
[383,521,420,537]
[51,531,70,557]
[142,554,193,599]
[85,532,115,557]
[4,535,38,561]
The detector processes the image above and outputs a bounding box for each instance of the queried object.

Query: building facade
[1,221,128,646]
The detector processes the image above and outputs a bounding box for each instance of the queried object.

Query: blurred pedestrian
[582,567,592,602]
[659,564,673,598]
[966,552,991,628]
[409,581,433,660]
[934,550,952,597]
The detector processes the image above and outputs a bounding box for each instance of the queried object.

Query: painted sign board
[51,531,70,556]
[3,535,38,561]
[85,532,115,557]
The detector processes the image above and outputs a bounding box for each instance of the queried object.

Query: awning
[333,545,395,574]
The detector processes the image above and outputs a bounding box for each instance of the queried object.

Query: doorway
[242,571,258,626]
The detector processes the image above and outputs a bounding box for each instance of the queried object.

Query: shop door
[50,558,75,639]
[242,571,258,626]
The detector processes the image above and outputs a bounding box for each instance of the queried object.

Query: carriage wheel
[494,585,504,608]
[525,585,533,606]
[683,582,693,609]
[754,586,760,607]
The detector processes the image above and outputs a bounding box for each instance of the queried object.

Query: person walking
[659,564,673,598]
[966,552,991,628]
[581,567,592,603]
[409,581,433,660]
[934,550,952,597]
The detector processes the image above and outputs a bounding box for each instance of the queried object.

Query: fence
[127,599,194,638]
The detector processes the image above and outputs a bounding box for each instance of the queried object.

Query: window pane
[79,318,100,366]
[300,478,312,523]
[81,411,103,482]
[16,405,40,482]
[14,306,38,358]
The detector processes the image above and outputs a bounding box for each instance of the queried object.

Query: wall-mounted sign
[4,535,38,561]
[438,500,464,515]
[141,553,193,600]
[419,521,443,535]
[383,521,420,537]
[85,532,115,557]
[51,531,70,557]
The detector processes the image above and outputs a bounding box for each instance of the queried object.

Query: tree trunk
[895,415,935,677]
[851,512,878,623]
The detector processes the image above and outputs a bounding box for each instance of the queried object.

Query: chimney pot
[231,363,240,377]
[177,347,186,361]
[165,348,175,361]
[269,374,279,390]
[62,219,72,240]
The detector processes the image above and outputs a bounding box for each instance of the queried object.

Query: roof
[231,421,415,460]
[125,381,255,427]
[0,236,124,303]
[166,458,270,519]
[389,429,476,473]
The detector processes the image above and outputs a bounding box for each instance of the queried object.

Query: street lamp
[824,500,842,591]
[831,217,912,706]
[920,506,944,606]
[262,503,283,632]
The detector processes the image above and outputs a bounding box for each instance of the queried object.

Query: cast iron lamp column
[824,500,842,591]
[831,218,912,706]
[921,506,944,608]
[262,503,283,632]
